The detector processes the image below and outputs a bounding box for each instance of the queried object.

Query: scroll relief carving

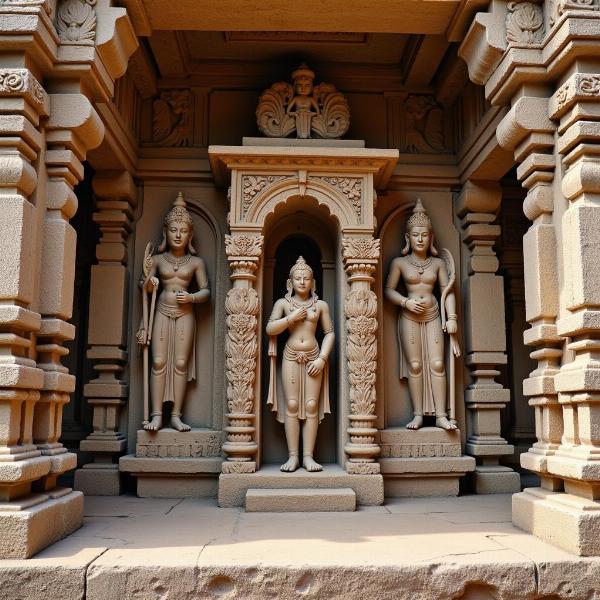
[312,177,362,217]
[506,1,544,45]
[401,95,446,154]
[257,63,350,139]
[555,74,600,113]
[56,0,97,44]
[152,89,193,147]
[0,69,47,107]
[242,175,287,218]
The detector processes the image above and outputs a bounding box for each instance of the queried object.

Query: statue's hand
[446,319,458,334]
[146,276,159,292]
[175,291,192,304]
[406,298,426,314]
[307,357,325,376]
[289,307,307,323]
[136,328,147,345]
[450,334,461,358]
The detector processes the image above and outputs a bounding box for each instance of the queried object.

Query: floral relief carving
[316,177,362,217]
[241,175,286,217]
[56,0,97,44]
[342,237,381,260]
[224,234,264,258]
[225,288,259,416]
[345,289,378,416]
[152,90,193,147]
[506,2,544,45]
[553,74,600,114]
[0,69,47,107]
[401,95,445,154]
[222,461,256,474]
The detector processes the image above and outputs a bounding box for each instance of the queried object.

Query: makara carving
[506,1,544,45]
[56,0,97,44]
[402,95,445,154]
[152,90,194,147]
[267,257,335,472]
[256,63,350,139]
[385,200,461,431]
[137,193,210,432]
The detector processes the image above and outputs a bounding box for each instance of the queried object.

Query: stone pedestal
[119,429,223,498]
[218,464,384,508]
[379,428,475,497]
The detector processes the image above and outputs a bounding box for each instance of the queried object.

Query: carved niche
[56,0,97,44]
[152,89,194,147]
[400,95,446,154]
[256,63,350,139]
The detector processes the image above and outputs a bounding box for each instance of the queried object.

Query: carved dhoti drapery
[398,303,443,416]
[267,340,330,424]
[153,301,196,404]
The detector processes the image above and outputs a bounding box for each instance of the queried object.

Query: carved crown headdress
[291,63,315,82]
[402,199,437,256]
[164,192,193,226]
[285,256,318,302]
[289,255,313,277]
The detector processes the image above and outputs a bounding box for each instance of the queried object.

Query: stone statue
[384,199,460,431]
[137,192,210,432]
[266,257,335,472]
[256,63,350,139]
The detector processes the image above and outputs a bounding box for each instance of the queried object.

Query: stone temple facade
[2,0,600,597]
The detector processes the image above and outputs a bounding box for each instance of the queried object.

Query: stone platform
[218,464,384,507]
[1,493,598,600]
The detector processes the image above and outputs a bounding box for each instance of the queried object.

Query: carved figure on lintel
[267,257,335,472]
[384,199,461,431]
[136,192,210,432]
[256,63,350,139]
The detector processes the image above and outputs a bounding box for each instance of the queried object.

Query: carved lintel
[56,0,97,45]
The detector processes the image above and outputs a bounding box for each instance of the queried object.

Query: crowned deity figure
[266,257,335,472]
[137,193,210,432]
[286,63,320,139]
[385,200,461,430]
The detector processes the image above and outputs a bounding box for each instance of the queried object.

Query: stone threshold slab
[245,487,356,512]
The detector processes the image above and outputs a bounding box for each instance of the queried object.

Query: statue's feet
[406,415,423,430]
[143,414,162,431]
[436,416,457,430]
[303,455,323,472]
[170,414,191,432]
[280,455,300,472]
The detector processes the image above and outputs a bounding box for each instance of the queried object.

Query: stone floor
[0,493,598,600]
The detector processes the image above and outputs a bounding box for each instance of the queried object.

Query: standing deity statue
[137,193,210,432]
[384,199,461,431]
[266,257,335,472]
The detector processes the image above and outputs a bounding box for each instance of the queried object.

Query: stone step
[245,487,356,512]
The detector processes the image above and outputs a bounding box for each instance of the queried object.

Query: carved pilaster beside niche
[222,234,264,472]
[342,237,381,473]
[151,89,193,147]
[56,0,97,45]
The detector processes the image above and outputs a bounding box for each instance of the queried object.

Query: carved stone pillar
[221,233,263,474]
[74,171,136,495]
[457,181,520,493]
[342,236,381,475]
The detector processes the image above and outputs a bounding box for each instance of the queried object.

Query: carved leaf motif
[56,0,97,44]
[225,234,264,258]
[342,237,380,260]
[256,82,296,138]
[225,288,259,415]
[580,75,600,95]
[506,2,544,45]
[242,175,286,216]
[345,289,378,416]
[311,83,350,139]
[320,177,362,216]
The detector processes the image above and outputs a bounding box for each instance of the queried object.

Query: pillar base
[513,486,600,556]
[74,464,123,496]
[472,465,521,494]
[0,487,83,558]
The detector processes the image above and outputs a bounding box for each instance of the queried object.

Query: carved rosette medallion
[342,237,381,471]
[506,1,544,45]
[222,234,264,471]
[241,175,287,218]
[0,69,48,113]
[56,0,97,44]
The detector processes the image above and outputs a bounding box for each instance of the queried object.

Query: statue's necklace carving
[288,295,316,311]
[164,252,191,272]
[408,255,432,274]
